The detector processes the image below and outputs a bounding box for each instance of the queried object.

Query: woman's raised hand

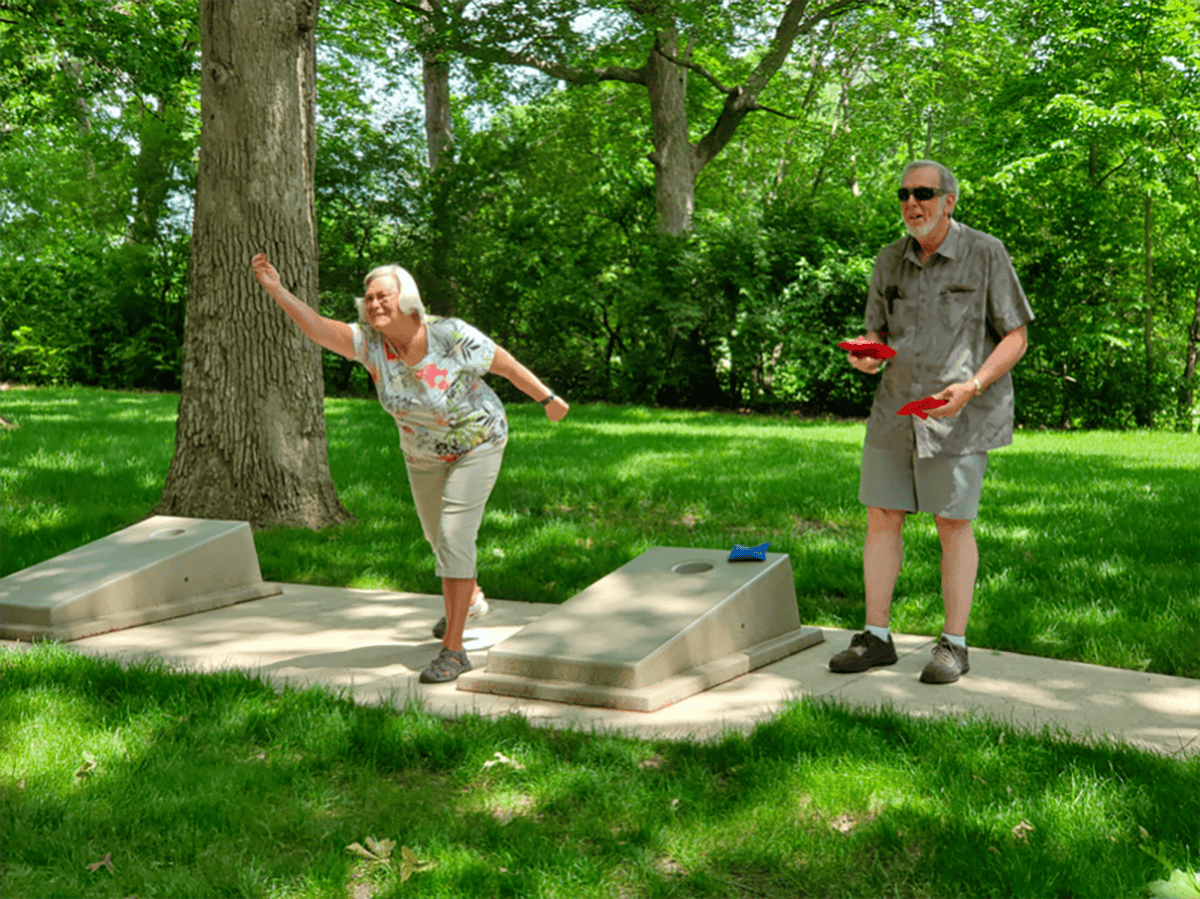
[251,253,281,292]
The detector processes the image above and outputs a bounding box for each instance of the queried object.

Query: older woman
[251,253,569,683]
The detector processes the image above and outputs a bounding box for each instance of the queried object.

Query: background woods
[1,0,1197,430]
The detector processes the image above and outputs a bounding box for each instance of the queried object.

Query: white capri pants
[405,441,506,579]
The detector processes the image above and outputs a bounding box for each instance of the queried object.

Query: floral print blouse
[350,316,508,465]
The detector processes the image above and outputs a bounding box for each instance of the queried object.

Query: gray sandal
[419,647,472,683]
[431,589,488,638]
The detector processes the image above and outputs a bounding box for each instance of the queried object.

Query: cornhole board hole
[457,546,823,712]
[0,516,281,642]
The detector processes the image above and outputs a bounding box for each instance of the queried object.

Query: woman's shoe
[419,647,472,683]
[432,589,488,638]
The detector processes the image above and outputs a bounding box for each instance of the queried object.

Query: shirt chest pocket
[935,284,979,334]
[938,284,977,303]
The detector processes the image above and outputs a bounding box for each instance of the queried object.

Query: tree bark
[644,27,698,235]
[156,0,352,530]
[1142,190,1155,427]
[1182,275,1200,432]
[420,0,456,316]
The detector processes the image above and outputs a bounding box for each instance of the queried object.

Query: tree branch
[1094,155,1130,189]
[653,46,730,94]
[692,0,862,168]
[453,40,646,86]
[750,101,803,121]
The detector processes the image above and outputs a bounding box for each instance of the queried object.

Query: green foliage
[0,0,198,392]
[2,0,1195,431]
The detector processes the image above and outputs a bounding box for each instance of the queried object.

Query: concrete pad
[11,584,1191,758]
[456,546,823,712]
[0,516,281,641]
[786,629,1200,758]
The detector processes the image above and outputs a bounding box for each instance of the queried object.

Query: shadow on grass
[970,442,1199,676]
[3,390,1196,676]
[3,647,1195,899]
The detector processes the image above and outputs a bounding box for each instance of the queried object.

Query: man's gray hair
[903,160,959,198]
[356,265,426,324]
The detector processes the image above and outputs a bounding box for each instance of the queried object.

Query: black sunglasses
[897,187,946,202]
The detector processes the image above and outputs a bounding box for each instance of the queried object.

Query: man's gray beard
[904,198,946,239]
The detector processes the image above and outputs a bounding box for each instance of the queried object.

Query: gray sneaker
[432,593,489,638]
[829,631,899,673]
[920,637,970,684]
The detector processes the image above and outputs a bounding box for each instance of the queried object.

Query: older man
[830,160,1035,684]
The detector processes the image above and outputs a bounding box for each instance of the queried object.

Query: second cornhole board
[457,546,823,712]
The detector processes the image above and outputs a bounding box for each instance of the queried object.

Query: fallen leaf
[482,751,525,771]
[345,838,394,865]
[87,852,114,874]
[365,837,395,860]
[399,846,436,882]
[1012,820,1035,842]
[831,812,877,834]
[1148,869,1200,899]
[75,752,98,779]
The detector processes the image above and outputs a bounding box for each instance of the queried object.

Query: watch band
[972,377,985,397]
[539,391,556,406]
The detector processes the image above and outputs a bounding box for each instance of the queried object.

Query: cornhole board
[457,546,823,712]
[0,516,281,641]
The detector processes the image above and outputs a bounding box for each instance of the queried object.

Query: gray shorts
[406,441,506,579]
[858,442,988,520]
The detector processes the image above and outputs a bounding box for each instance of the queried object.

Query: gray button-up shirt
[864,220,1035,459]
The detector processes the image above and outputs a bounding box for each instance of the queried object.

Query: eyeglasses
[897,187,946,202]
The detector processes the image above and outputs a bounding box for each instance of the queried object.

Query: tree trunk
[130,97,172,246]
[420,0,456,315]
[645,28,698,235]
[1142,190,1155,427]
[1182,275,1200,432]
[156,0,352,530]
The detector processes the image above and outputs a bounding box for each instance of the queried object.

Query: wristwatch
[972,377,986,397]
[539,391,556,406]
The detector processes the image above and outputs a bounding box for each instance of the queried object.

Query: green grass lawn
[2,386,1196,676]
[2,643,1196,899]
[1,387,1197,898]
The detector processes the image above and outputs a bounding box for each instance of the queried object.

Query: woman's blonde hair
[355,265,426,324]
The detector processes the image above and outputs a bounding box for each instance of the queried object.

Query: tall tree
[156,0,352,529]
[419,0,458,315]
[390,0,864,233]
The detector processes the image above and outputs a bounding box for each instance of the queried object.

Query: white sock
[942,632,967,648]
[865,624,891,642]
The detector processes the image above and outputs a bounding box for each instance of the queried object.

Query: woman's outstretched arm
[251,253,355,360]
